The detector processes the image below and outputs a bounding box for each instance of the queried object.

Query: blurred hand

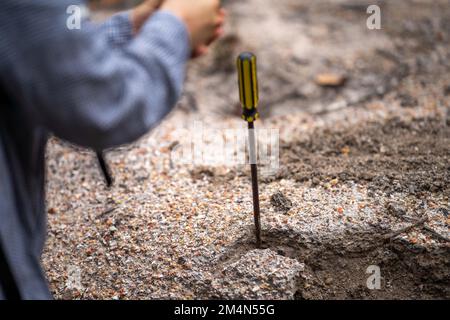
[131,0,165,34]
[161,0,225,57]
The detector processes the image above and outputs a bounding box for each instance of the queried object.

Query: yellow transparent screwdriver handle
[237,52,259,122]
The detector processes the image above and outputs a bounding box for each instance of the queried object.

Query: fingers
[215,8,226,27]
[208,8,226,44]
[205,26,223,46]
[132,0,164,34]
[214,0,221,11]
[215,27,224,38]
[144,0,165,10]
[190,2,227,59]
[192,45,209,58]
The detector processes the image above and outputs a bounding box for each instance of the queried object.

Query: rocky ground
[42,0,449,299]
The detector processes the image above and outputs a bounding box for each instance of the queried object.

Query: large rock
[212,249,304,299]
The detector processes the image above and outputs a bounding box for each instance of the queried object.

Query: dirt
[273,116,449,197]
[271,191,294,214]
[184,0,450,298]
[211,228,449,300]
[262,112,450,299]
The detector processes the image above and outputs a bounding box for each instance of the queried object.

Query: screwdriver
[96,151,113,187]
[237,52,262,248]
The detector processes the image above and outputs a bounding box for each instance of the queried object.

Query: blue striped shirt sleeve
[100,11,134,48]
[1,1,191,150]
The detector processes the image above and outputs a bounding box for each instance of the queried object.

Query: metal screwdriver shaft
[248,121,261,248]
[96,151,113,187]
[237,52,262,248]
